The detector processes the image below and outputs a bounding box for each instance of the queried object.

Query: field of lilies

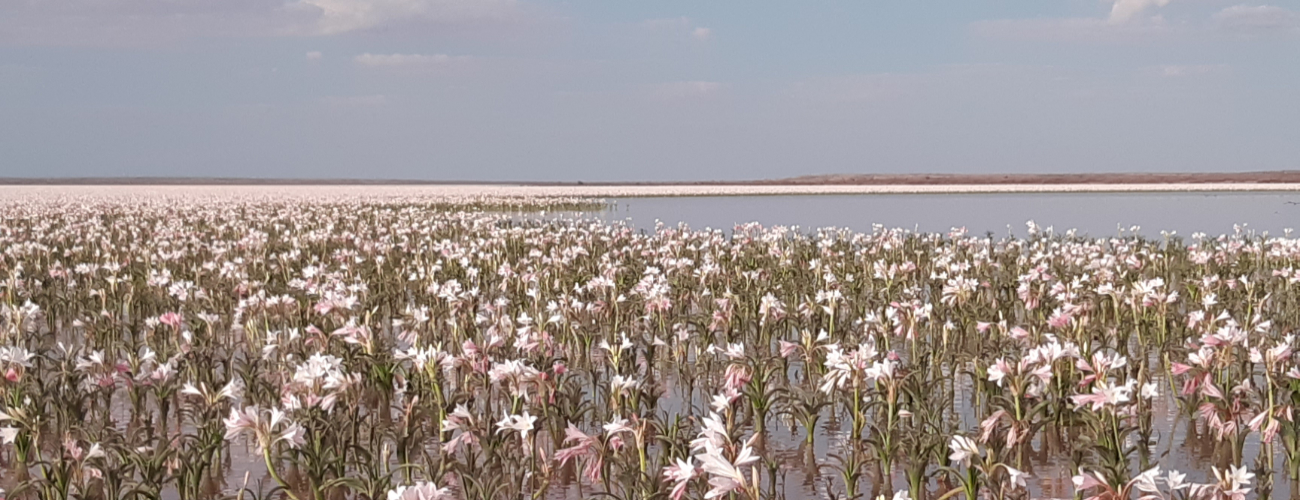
[0,192,1296,500]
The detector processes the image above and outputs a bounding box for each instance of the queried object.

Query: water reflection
[604,192,1300,237]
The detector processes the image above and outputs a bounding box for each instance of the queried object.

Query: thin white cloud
[972,0,1300,42]
[1214,5,1300,33]
[972,0,1184,42]
[692,27,712,40]
[1109,0,1172,24]
[353,53,467,67]
[288,0,522,35]
[306,51,324,60]
[0,0,527,45]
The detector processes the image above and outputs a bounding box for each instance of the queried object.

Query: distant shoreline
[4,183,1300,199]
[6,170,1300,187]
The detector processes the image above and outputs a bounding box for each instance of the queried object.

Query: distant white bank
[4,182,1300,200]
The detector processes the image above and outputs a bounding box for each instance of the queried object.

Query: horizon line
[5,170,1300,186]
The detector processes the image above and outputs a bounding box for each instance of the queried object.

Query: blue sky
[0,0,1297,181]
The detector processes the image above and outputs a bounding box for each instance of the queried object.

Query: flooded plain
[3,189,1300,500]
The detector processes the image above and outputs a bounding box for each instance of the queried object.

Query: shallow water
[538,367,1292,500]
[32,376,1296,500]
[557,191,1300,499]
[603,192,1300,237]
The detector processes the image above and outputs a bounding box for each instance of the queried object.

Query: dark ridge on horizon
[4,171,1300,186]
[761,171,1300,185]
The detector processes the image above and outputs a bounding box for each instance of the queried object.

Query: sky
[0,0,1297,181]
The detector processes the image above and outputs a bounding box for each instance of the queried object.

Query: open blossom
[386,482,451,500]
[941,275,978,306]
[74,350,120,390]
[710,389,740,412]
[62,437,105,481]
[948,435,980,464]
[695,441,758,499]
[1208,324,1248,346]
[987,358,1008,386]
[1166,469,1189,491]
[716,342,744,360]
[722,363,750,391]
[689,413,730,452]
[819,342,878,393]
[610,374,640,395]
[285,353,354,411]
[223,406,306,453]
[1047,305,1075,329]
[1140,382,1159,400]
[495,411,537,440]
[1251,335,1293,365]
[1005,466,1029,490]
[1133,466,1161,493]
[1076,351,1127,386]
[0,345,33,383]
[758,292,786,325]
[603,416,634,436]
[395,344,447,373]
[181,379,242,405]
[1071,379,1135,411]
[865,358,897,382]
[1220,464,1253,491]
[599,333,634,356]
[0,346,33,368]
[1072,469,1108,493]
[663,458,696,500]
[440,404,480,453]
[158,312,183,328]
[489,359,543,399]
[556,424,604,482]
[1189,464,1254,500]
